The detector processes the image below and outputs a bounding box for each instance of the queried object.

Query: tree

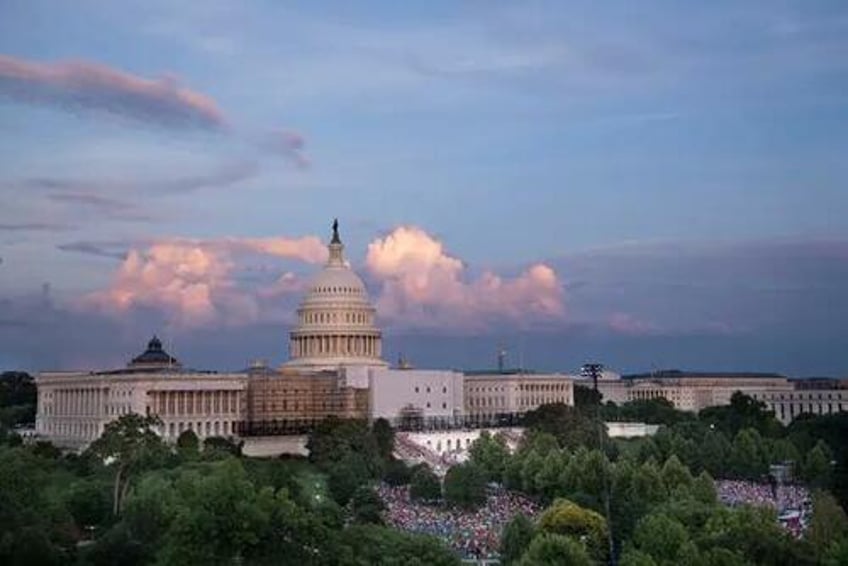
[700,392,782,438]
[443,462,486,509]
[65,478,112,530]
[383,457,412,486]
[523,403,608,451]
[661,454,693,493]
[202,435,243,458]
[500,514,536,565]
[469,431,510,483]
[537,498,608,561]
[824,539,848,566]
[176,429,199,460]
[631,513,690,563]
[307,418,381,477]
[807,490,848,560]
[702,505,812,566]
[0,446,73,565]
[691,471,717,504]
[700,428,731,478]
[574,385,602,409]
[728,428,768,480]
[327,451,371,505]
[619,398,689,427]
[86,413,166,515]
[802,440,834,487]
[0,372,36,430]
[350,485,385,525]
[372,418,395,461]
[517,533,592,566]
[338,524,460,566]
[410,464,441,503]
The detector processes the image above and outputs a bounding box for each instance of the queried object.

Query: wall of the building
[35,371,248,450]
[368,369,464,425]
[754,388,848,425]
[464,373,574,418]
[245,371,366,433]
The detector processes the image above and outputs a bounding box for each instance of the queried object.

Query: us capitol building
[35,221,575,450]
[34,221,843,451]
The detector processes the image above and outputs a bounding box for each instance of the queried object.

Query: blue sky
[1,0,846,375]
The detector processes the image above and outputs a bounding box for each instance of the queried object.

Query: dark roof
[128,336,180,367]
[622,369,786,380]
[463,368,537,376]
[92,367,214,376]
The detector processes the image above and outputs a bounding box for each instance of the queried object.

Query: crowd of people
[715,480,811,537]
[378,484,540,560]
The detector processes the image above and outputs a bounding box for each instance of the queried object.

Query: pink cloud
[0,54,225,129]
[366,226,565,330]
[82,235,325,327]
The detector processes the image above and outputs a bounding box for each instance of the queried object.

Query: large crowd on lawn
[378,484,540,560]
[715,480,812,537]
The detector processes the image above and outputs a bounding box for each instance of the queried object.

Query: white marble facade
[35,337,248,450]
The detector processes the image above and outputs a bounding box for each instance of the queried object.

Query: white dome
[302,264,370,306]
[283,220,388,370]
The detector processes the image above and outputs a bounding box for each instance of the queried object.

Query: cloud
[261,130,311,169]
[608,312,659,336]
[9,160,259,198]
[57,240,130,260]
[81,235,326,327]
[0,54,226,129]
[365,226,565,330]
[47,192,154,222]
[157,161,258,193]
[0,222,75,232]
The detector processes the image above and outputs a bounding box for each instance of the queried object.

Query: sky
[0,0,846,376]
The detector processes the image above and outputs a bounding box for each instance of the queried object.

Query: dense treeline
[0,414,458,565]
[0,371,36,439]
[4,370,848,564]
[464,390,848,564]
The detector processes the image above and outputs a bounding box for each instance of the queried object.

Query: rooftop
[127,335,181,369]
[622,369,786,380]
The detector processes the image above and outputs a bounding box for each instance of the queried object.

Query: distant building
[464,369,574,423]
[588,369,793,413]
[753,378,848,424]
[35,337,248,449]
[585,369,848,424]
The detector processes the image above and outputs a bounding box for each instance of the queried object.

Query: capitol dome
[283,220,388,370]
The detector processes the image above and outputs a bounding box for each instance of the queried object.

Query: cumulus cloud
[365,226,565,330]
[83,235,325,327]
[0,54,225,129]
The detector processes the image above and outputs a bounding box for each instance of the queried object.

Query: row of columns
[49,387,107,416]
[153,390,239,417]
[291,334,381,359]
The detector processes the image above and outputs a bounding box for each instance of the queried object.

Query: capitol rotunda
[283,220,388,371]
